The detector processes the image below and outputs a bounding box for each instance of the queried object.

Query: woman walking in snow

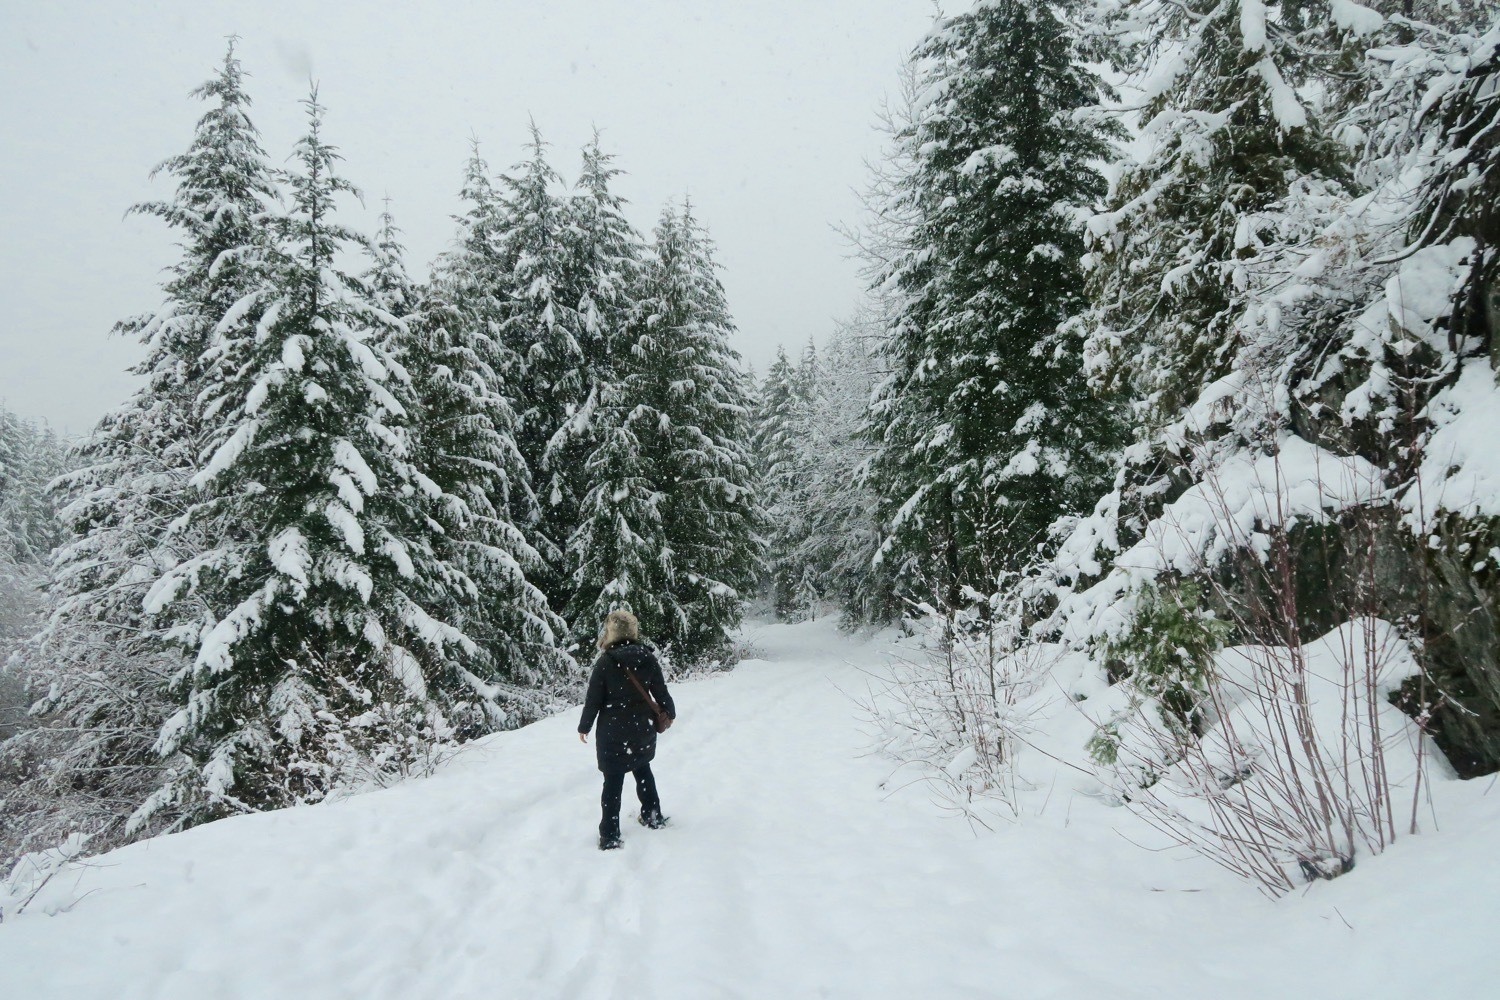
[577,610,677,850]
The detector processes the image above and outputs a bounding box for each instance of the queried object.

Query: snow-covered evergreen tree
[0,411,66,568]
[751,318,894,624]
[795,317,893,623]
[651,203,763,659]
[365,199,421,330]
[568,152,642,361]
[441,140,511,334]
[565,370,675,655]
[1031,0,1372,643]
[1015,0,1375,667]
[752,346,808,617]
[570,203,762,663]
[564,137,644,410]
[144,89,503,822]
[549,137,648,645]
[0,409,70,863]
[51,37,277,655]
[1082,0,1353,429]
[866,0,1125,609]
[433,137,548,547]
[387,199,575,717]
[753,347,801,480]
[0,407,68,667]
[493,128,586,611]
[0,408,23,566]
[5,43,280,851]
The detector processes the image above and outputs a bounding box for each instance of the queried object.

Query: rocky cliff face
[1274,507,1500,779]
[1288,306,1500,777]
[1397,514,1500,777]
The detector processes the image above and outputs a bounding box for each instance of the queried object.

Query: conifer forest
[5,2,1500,996]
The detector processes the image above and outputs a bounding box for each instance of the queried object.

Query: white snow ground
[3,618,1499,999]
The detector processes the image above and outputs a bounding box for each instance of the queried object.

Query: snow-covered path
[4,619,1500,999]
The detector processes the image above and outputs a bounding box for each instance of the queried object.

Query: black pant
[600,764,661,839]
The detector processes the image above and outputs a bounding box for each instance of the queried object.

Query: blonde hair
[598,609,641,651]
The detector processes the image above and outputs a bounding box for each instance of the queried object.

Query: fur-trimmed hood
[598,609,641,651]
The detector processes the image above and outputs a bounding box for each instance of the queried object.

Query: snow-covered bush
[1092,618,1427,894]
[0,832,89,924]
[1073,431,1408,878]
[862,588,1055,825]
[866,434,1439,893]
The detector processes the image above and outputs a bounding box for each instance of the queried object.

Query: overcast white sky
[0,0,954,434]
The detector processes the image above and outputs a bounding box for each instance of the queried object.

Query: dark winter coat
[577,639,676,774]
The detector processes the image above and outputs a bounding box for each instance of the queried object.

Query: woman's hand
[578,732,588,744]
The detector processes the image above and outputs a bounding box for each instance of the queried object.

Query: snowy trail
[4,619,1500,999]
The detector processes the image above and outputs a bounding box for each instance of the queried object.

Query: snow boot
[599,834,623,851]
[638,812,669,830]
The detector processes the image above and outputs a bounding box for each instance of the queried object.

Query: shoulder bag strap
[608,648,667,720]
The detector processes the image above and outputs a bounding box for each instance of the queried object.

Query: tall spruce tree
[441,140,511,340]
[12,43,279,845]
[789,338,826,612]
[551,137,648,645]
[399,195,575,715]
[565,363,675,654]
[434,138,550,571]
[646,203,762,659]
[1039,0,1363,620]
[752,346,807,617]
[50,39,278,659]
[436,141,530,478]
[570,203,761,663]
[866,0,1125,608]
[493,128,586,611]
[146,90,499,821]
[565,136,644,408]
